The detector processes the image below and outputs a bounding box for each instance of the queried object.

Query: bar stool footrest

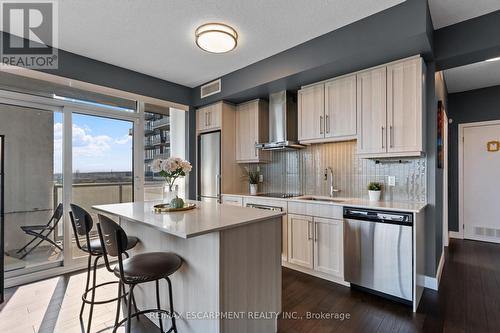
[113,309,176,333]
[81,280,128,305]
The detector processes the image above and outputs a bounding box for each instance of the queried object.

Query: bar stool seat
[114,252,182,284]
[82,236,139,254]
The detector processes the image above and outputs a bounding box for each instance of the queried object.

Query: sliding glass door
[1,103,64,277]
[69,113,133,261]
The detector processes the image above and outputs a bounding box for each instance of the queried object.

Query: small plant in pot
[245,167,260,195]
[368,182,383,201]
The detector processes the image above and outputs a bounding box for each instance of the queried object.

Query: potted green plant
[368,182,383,201]
[245,167,260,195]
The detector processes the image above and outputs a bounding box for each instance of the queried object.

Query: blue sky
[54,113,133,173]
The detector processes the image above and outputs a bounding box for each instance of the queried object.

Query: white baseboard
[424,251,445,290]
[449,231,463,239]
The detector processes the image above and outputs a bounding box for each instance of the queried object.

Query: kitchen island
[93,200,285,333]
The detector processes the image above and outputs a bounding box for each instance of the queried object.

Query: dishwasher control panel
[343,207,413,225]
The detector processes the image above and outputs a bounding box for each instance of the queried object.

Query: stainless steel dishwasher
[343,207,413,303]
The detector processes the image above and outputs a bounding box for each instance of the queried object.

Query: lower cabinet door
[288,214,314,269]
[313,217,343,278]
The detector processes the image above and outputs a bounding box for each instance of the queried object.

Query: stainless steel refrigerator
[1,135,4,303]
[198,131,221,203]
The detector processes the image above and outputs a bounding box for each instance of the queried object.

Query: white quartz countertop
[93,200,285,239]
[223,193,427,213]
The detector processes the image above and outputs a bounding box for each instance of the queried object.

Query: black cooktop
[256,193,302,199]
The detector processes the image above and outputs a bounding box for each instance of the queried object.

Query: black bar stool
[69,204,139,333]
[97,214,183,333]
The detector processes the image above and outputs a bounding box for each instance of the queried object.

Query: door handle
[390,125,394,148]
[208,111,211,127]
[216,174,220,192]
[325,114,329,134]
[381,126,385,149]
[314,223,318,242]
[205,113,208,127]
[307,221,312,240]
[320,116,324,135]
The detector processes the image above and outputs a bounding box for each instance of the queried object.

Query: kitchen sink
[295,196,345,203]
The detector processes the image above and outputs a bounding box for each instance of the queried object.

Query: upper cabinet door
[325,75,357,140]
[197,103,222,132]
[207,104,222,130]
[298,84,325,141]
[387,58,423,154]
[235,102,250,161]
[235,100,270,163]
[357,67,387,155]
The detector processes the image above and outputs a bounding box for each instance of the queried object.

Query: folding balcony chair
[16,203,64,260]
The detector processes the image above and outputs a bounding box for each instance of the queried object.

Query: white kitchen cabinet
[357,66,387,155]
[298,83,325,142]
[197,102,222,132]
[298,75,357,144]
[387,57,424,154]
[357,57,425,158]
[325,75,357,140]
[220,195,243,206]
[288,214,314,269]
[235,99,270,163]
[313,217,343,278]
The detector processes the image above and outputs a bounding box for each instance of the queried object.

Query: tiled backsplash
[255,140,426,202]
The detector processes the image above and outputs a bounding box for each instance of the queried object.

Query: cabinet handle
[208,111,211,127]
[325,114,330,134]
[205,113,208,127]
[320,116,324,135]
[254,141,258,157]
[381,126,385,149]
[314,223,318,242]
[307,221,312,240]
[390,125,394,148]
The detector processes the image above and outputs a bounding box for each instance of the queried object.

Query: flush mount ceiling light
[486,56,500,62]
[195,23,238,54]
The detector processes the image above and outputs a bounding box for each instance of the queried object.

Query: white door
[313,217,343,278]
[387,58,422,153]
[288,214,313,269]
[357,67,387,155]
[462,122,500,243]
[325,75,357,139]
[298,84,324,141]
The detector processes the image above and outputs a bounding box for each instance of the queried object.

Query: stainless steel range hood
[256,91,305,151]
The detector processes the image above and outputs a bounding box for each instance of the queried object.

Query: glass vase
[163,184,179,203]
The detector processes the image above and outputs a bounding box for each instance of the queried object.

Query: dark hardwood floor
[2,239,499,332]
[278,239,500,333]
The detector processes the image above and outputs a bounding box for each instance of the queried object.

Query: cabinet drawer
[288,201,343,219]
[221,195,243,206]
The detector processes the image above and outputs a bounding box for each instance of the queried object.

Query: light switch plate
[388,176,396,187]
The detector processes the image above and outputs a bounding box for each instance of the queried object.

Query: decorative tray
[153,203,196,213]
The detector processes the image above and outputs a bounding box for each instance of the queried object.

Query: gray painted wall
[424,62,443,276]
[434,9,500,71]
[447,85,500,231]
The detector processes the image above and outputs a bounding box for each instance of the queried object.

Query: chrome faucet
[325,167,340,197]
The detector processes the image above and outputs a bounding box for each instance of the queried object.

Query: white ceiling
[428,0,500,29]
[443,59,500,93]
[49,0,406,87]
